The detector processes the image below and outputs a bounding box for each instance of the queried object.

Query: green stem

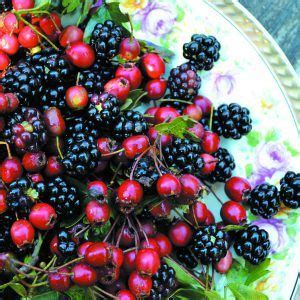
[205,265,210,290]
[209,105,214,131]
[93,285,117,299]
[157,98,193,105]
[56,136,64,160]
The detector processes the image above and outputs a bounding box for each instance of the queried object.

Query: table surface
[239,0,300,75]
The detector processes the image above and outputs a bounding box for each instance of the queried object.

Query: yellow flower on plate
[119,0,148,14]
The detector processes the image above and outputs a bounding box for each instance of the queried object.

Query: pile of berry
[0,1,299,299]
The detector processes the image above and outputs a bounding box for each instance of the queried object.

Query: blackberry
[3,107,48,153]
[207,147,235,182]
[149,263,177,300]
[57,230,77,256]
[191,225,228,264]
[113,110,148,141]
[90,20,124,62]
[7,177,46,215]
[176,248,198,269]
[211,103,252,139]
[46,177,80,218]
[0,62,41,105]
[280,171,300,209]
[0,212,15,252]
[248,183,280,218]
[87,93,121,128]
[234,225,271,265]
[66,116,100,139]
[168,63,201,100]
[0,0,12,12]
[163,138,204,175]
[62,133,100,177]
[183,34,221,71]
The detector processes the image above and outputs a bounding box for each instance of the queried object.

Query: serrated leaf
[106,2,129,23]
[9,283,27,297]
[62,0,81,13]
[155,116,196,139]
[32,291,60,300]
[227,283,268,300]
[64,285,92,299]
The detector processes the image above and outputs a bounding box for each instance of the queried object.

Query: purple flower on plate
[252,218,288,253]
[135,1,177,37]
[214,72,236,95]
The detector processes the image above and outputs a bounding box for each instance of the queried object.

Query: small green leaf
[120,98,133,111]
[62,0,81,13]
[138,39,174,59]
[34,0,52,9]
[245,163,253,177]
[228,283,268,300]
[246,131,261,147]
[9,283,27,297]
[226,260,248,285]
[204,290,224,300]
[106,2,129,23]
[89,220,111,241]
[170,288,205,299]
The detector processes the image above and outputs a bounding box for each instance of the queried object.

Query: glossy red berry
[179,174,202,203]
[85,242,111,267]
[150,200,171,218]
[200,153,217,175]
[48,267,71,292]
[123,251,136,275]
[0,51,10,70]
[204,209,215,225]
[44,156,63,177]
[154,107,180,124]
[155,233,172,257]
[225,176,251,202]
[66,85,88,110]
[66,42,95,68]
[87,180,108,202]
[194,95,212,116]
[0,93,19,113]
[188,123,205,139]
[85,201,110,225]
[71,263,97,287]
[214,250,232,274]
[2,13,19,34]
[29,203,57,230]
[119,37,141,61]
[140,238,160,254]
[28,173,44,183]
[18,26,40,48]
[59,26,83,47]
[116,225,135,247]
[128,271,152,297]
[0,189,7,214]
[22,151,46,173]
[111,246,124,268]
[39,13,61,36]
[145,78,167,100]
[183,104,202,121]
[157,174,181,198]
[104,77,130,102]
[144,106,159,123]
[0,33,19,55]
[148,126,172,146]
[138,220,157,238]
[97,137,118,160]
[141,53,165,79]
[186,201,208,226]
[1,156,22,184]
[12,0,35,10]
[136,248,160,276]
[44,107,66,136]
[201,131,220,154]
[122,135,149,159]
[50,235,60,255]
[220,201,247,225]
[10,220,35,248]
[117,180,143,209]
[115,63,143,89]
[117,289,135,300]
[77,242,94,258]
[168,221,192,247]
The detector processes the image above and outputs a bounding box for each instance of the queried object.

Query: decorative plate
[119,0,300,298]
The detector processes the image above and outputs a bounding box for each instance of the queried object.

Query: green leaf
[34,0,52,9]
[82,0,93,16]
[32,291,60,300]
[227,283,268,300]
[106,2,129,23]
[9,283,27,298]
[170,288,205,299]
[223,225,246,232]
[155,116,196,139]
[64,286,91,299]
[61,6,83,27]
[121,89,147,110]
[245,163,253,177]
[226,260,248,285]
[204,290,224,300]
[138,39,174,59]
[61,212,85,228]
[164,257,204,289]
[89,220,111,241]
[120,98,133,111]
[246,131,261,147]
[62,0,81,13]
[283,141,300,157]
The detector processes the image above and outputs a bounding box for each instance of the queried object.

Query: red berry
[104,77,130,102]
[140,238,160,254]
[154,107,180,124]
[138,220,157,238]
[145,78,167,100]
[22,151,46,172]
[87,180,108,202]
[179,174,202,203]
[0,51,10,70]
[44,156,63,177]
[117,180,143,209]
[2,93,19,113]
[150,200,171,218]
[0,253,12,273]
[44,107,66,136]
[65,85,88,110]
[200,153,217,175]
[18,26,40,48]
[116,225,135,247]
[50,235,59,255]
[71,263,97,287]
[183,104,202,121]
[128,271,152,297]
[59,26,83,47]
[144,106,159,123]
[117,289,135,300]
[148,126,172,146]
[28,173,44,183]
[29,203,57,230]
[66,42,95,68]
[85,201,110,225]
[39,13,61,36]
[225,176,251,202]
[48,267,70,292]
[78,241,94,258]
[122,135,149,159]
[136,248,160,276]
[204,209,215,225]
[119,37,140,61]
[115,63,143,89]
[220,201,247,225]
[201,131,220,154]
[168,221,192,247]
[194,95,212,116]
[188,123,205,139]
[97,137,118,160]
[123,250,136,273]
[85,242,111,267]
[0,189,7,214]
[214,250,232,274]
[10,220,35,248]
[0,33,19,55]
[141,53,165,79]
[1,156,23,184]
[12,0,35,10]
[2,13,19,34]
[155,233,172,257]
[112,246,124,268]
[156,174,181,198]
[186,201,208,226]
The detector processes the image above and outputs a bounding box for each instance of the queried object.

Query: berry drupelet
[90,20,124,62]
[113,110,148,141]
[234,225,271,265]
[168,63,201,100]
[280,171,300,209]
[57,230,77,256]
[163,137,204,175]
[0,212,15,252]
[3,107,48,153]
[66,116,100,140]
[149,263,177,300]
[46,177,80,218]
[176,247,198,269]
[248,183,280,219]
[191,225,228,264]
[183,34,221,71]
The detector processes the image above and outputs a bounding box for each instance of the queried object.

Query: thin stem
[209,105,214,131]
[55,257,83,270]
[129,146,150,180]
[173,207,194,227]
[127,215,140,249]
[158,98,193,105]
[116,218,127,248]
[205,265,210,290]
[150,149,163,176]
[56,136,64,160]
[126,14,134,40]
[0,141,12,159]
[74,225,90,237]
[210,268,215,290]
[102,148,124,157]
[12,260,48,273]
[134,215,149,245]
[204,182,224,205]
[94,286,117,299]
[110,162,122,185]
[103,215,120,242]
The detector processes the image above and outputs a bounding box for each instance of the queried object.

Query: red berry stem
[150,150,163,176]
[134,215,149,246]
[102,148,124,157]
[173,207,194,227]
[110,162,122,185]
[73,225,90,238]
[126,215,140,249]
[93,285,117,299]
[55,257,83,270]
[209,105,214,131]
[116,218,127,247]
[103,215,120,242]
[203,181,224,205]
[56,136,64,160]
[0,141,12,159]
[129,146,150,180]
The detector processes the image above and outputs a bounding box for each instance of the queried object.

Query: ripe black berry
[0,0,12,12]
[248,183,280,218]
[280,171,300,209]
[191,225,228,264]
[183,34,221,71]
[57,230,77,256]
[0,212,15,252]
[176,248,198,269]
[234,225,271,265]
[66,116,100,140]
